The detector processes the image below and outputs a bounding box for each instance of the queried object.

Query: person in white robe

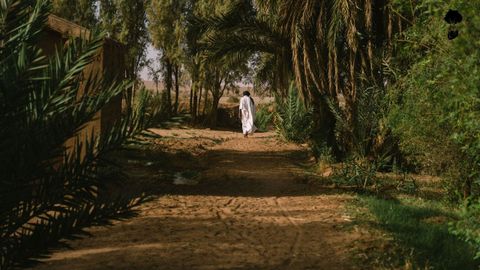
[239,91,257,137]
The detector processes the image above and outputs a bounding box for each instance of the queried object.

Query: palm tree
[200,0,292,96]
[258,0,396,153]
[204,0,403,156]
[0,1,148,267]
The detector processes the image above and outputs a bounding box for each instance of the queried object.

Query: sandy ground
[28,128,364,270]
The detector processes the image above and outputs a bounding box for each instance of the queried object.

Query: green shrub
[331,158,380,191]
[254,104,273,132]
[329,86,388,159]
[313,142,335,166]
[274,82,312,143]
[330,155,417,194]
[387,2,480,261]
[388,0,480,199]
[451,200,480,260]
[145,90,171,125]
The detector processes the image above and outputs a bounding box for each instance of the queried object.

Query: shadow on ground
[22,129,358,270]
[114,144,339,198]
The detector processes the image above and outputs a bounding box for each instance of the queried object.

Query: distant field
[141,80,274,108]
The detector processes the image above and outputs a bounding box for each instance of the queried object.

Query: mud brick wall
[38,15,126,158]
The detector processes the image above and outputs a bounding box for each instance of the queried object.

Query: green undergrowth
[350,195,479,269]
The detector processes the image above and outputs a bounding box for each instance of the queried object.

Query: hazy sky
[140,44,158,81]
[139,43,253,88]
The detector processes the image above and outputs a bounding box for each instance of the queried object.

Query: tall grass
[357,196,478,269]
[0,1,149,268]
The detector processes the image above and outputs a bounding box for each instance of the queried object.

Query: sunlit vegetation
[2,0,480,268]
[198,0,480,266]
[352,196,477,269]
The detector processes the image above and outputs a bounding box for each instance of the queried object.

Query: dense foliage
[3,0,480,267]
[202,0,480,261]
[385,0,480,258]
[388,1,480,199]
[452,200,480,260]
[0,1,149,267]
[254,105,273,132]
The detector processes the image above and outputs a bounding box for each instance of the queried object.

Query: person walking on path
[239,91,257,138]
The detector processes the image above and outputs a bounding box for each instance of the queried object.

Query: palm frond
[274,82,312,143]
[0,1,150,268]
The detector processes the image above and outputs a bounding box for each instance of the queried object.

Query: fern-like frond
[274,82,312,143]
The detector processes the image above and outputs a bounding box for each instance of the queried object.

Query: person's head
[243,91,251,97]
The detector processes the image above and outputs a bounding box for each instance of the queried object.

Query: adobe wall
[38,15,126,159]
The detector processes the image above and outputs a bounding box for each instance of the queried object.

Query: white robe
[239,96,257,135]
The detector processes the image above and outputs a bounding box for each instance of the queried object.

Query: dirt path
[29,128,361,270]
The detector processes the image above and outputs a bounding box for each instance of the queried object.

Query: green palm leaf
[0,1,150,268]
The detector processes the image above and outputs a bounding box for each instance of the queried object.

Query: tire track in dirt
[274,197,303,267]
[28,128,360,270]
[214,197,272,266]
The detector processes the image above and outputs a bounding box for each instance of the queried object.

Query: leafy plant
[451,200,480,260]
[388,0,480,199]
[331,158,380,192]
[328,85,388,159]
[274,82,312,143]
[331,155,417,195]
[144,90,171,125]
[254,104,273,132]
[0,1,149,268]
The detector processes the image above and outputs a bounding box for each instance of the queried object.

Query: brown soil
[29,128,365,270]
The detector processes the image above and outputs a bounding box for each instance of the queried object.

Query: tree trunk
[311,96,339,159]
[164,58,173,115]
[464,176,472,199]
[210,95,220,128]
[190,83,194,115]
[197,86,203,118]
[192,81,198,121]
[125,87,133,114]
[125,65,135,114]
[209,74,225,128]
[174,64,180,114]
[202,85,209,116]
[191,67,198,120]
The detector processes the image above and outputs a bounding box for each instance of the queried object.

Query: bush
[274,82,312,143]
[254,104,273,132]
[313,142,335,171]
[331,158,380,191]
[330,155,417,194]
[451,200,480,260]
[329,86,388,159]
[145,90,171,125]
[387,1,480,261]
[388,0,480,199]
